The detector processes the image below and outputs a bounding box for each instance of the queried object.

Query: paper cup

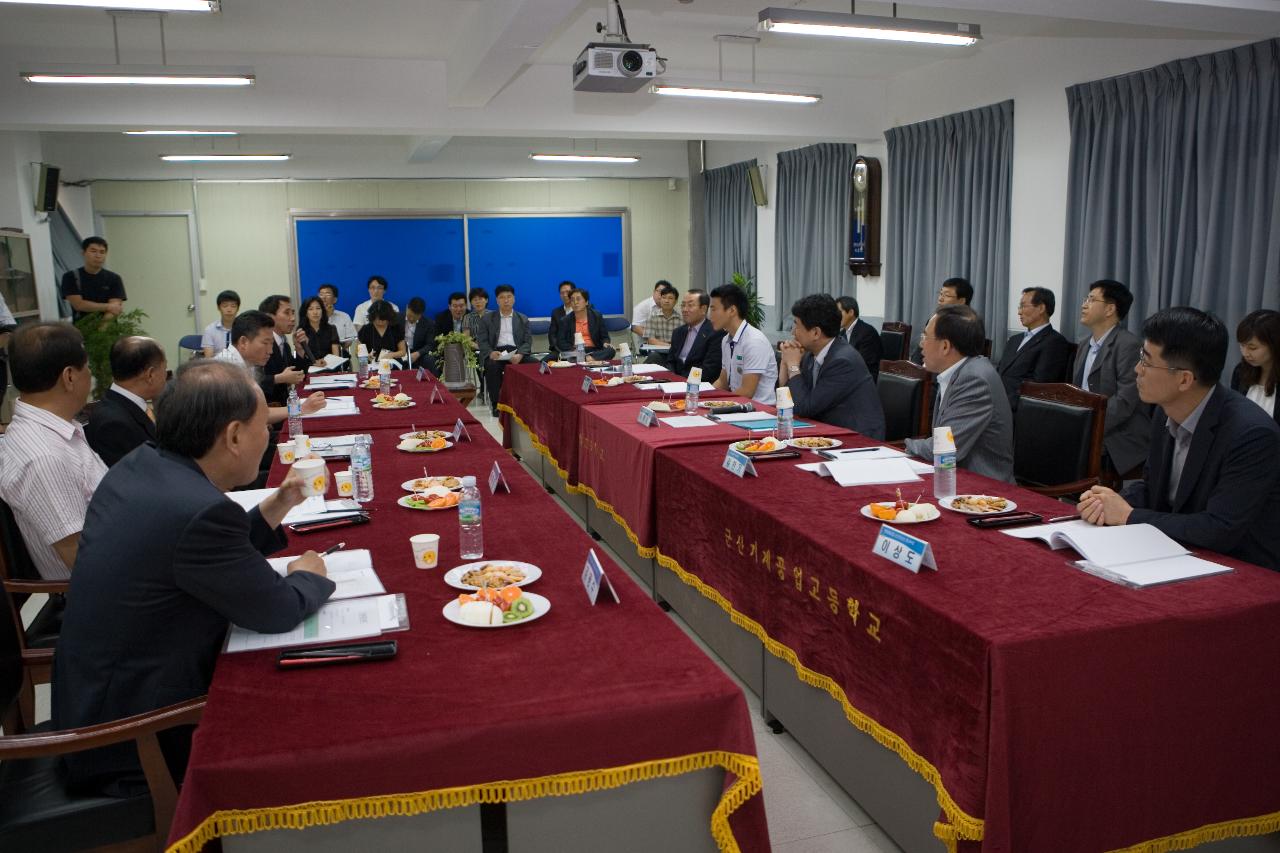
[275,440,296,465]
[574,331,584,346]
[933,425,956,453]
[293,457,328,497]
[334,470,354,497]
[293,433,310,454]
[689,366,703,383]
[617,343,631,358]
[411,533,440,569]
[775,386,794,409]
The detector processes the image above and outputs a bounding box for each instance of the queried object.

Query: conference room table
[497,362,1280,853]
[164,373,770,853]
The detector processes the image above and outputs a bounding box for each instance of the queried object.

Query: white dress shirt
[497,312,516,348]
[1081,325,1115,392]
[935,357,970,409]
[107,383,148,412]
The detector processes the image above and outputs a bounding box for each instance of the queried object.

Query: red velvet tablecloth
[300,370,480,435]
[497,362,734,484]
[652,444,1280,852]
[166,427,769,853]
[575,399,857,556]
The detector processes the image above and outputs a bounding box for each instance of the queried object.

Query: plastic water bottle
[932,426,957,500]
[357,350,369,381]
[352,434,374,503]
[575,340,587,364]
[458,476,483,559]
[378,358,391,393]
[685,378,700,412]
[776,406,794,441]
[621,348,633,378]
[286,385,302,440]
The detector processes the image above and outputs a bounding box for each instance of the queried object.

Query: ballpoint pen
[321,542,346,556]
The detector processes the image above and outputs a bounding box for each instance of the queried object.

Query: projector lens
[620,50,644,75]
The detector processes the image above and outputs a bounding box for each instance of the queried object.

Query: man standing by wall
[61,237,126,321]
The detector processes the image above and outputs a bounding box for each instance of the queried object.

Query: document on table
[724,417,812,432]
[302,395,359,417]
[712,411,773,423]
[225,490,364,524]
[305,372,357,390]
[795,457,921,486]
[659,415,720,428]
[804,446,933,475]
[307,356,349,374]
[628,363,667,374]
[308,433,363,458]
[637,381,715,394]
[225,593,406,653]
[267,549,385,600]
[1001,521,1232,588]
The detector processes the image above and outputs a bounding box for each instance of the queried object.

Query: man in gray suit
[1072,280,1150,476]
[905,305,1014,482]
[779,294,885,438]
[478,283,532,415]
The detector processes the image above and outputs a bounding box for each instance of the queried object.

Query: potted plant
[431,331,478,387]
[74,309,148,399]
[730,273,764,328]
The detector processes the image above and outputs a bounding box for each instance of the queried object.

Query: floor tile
[774,827,885,853]
[861,823,908,853]
[762,767,858,845]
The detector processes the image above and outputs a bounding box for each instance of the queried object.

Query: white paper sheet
[307,356,349,374]
[637,381,715,393]
[224,491,363,524]
[302,395,359,418]
[658,415,720,428]
[628,363,668,374]
[267,549,385,600]
[225,594,391,653]
[813,457,921,487]
[711,411,773,423]
[305,372,357,390]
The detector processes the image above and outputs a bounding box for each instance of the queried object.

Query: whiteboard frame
[286,208,631,321]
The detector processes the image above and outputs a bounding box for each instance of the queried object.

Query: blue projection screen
[466,215,625,318]
[295,218,467,317]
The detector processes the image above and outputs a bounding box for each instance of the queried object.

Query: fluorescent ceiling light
[757,7,980,46]
[529,153,639,163]
[161,154,289,162]
[650,83,820,105]
[125,129,238,136]
[21,65,254,86]
[0,0,217,10]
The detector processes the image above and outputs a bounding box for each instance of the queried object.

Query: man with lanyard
[61,236,126,321]
[709,283,776,406]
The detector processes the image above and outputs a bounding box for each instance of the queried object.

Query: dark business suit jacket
[85,389,155,467]
[1230,362,1280,428]
[1072,326,1151,474]
[1121,386,1280,571]
[844,318,883,380]
[787,336,885,439]
[553,308,611,355]
[406,315,437,373]
[478,310,533,359]
[434,309,466,337]
[666,321,724,384]
[549,305,570,345]
[52,446,334,789]
[996,324,1074,411]
[260,335,311,406]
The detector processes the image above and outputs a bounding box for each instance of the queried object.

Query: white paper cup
[411,533,440,569]
[275,440,296,465]
[574,331,584,346]
[334,470,354,498]
[933,425,956,453]
[293,457,328,497]
[293,433,310,454]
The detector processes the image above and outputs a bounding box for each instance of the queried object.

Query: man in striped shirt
[0,322,106,580]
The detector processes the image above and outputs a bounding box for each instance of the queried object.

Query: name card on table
[581,549,620,606]
[636,406,658,428]
[581,375,598,394]
[488,460,511,495]
[452,418,472,443]
[540,359,550,375]
[428,384,445,404]
[872,525,938,574]
[416,366,426,382]
[722,447,758,478]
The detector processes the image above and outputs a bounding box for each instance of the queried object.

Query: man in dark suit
[1072,279,1150,476]
[910,277,972,364]
[997,286,1074,411]
[1079,307,1280,571]
[780,295,885,438]
[478,284,533,415]
[666,288,724,383]
[52,360,335,794]
[836,295,883,380]
[435,292,468,338]
[85,336,166,467]
[549,280,574,345]
[403,297,437,373]
[258,295,312,406]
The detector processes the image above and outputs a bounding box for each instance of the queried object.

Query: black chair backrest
[0,500,38,582]
[1014,397,1096,487]
[878,372,924,442]
[880,322,911,361]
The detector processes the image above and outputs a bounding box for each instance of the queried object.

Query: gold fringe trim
[569,480,657,559]
[1106,808,1280,853]
[497,403,571,481]
[167,750,762,853]
[934,820,961,853]
[654,547,985,842]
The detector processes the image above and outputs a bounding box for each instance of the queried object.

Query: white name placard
[452,418,472,443]
[581,375,598,394]
[872,524,937,573]
[722,447,758,478]
[487,460,511,495]
[428,384,445,404]
[539,359,550,375]
[581,548,620,606]
[636,406,658,428]
[415,366,426,382]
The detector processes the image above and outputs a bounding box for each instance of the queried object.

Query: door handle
[187,304,195,313]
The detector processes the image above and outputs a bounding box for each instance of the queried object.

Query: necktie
[146,403,156,423]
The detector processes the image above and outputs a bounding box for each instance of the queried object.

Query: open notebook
[1002,520,1232,588]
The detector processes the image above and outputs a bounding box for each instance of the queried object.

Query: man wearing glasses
[1078,307,1280,571]
[1072,280,1150,478]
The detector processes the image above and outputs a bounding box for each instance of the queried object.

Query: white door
[98,214,199,360]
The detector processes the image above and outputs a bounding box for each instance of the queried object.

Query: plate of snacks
[786,437,844,451]
[545,360,576,368]
[591,376,624,387]
[400,476,463,492]
[359,377,382,390]
[399,430,450,441]
[372,393,414,409]
[396,436,452,453]
[619,374,650,383]
[940,495,1016,515]
[731,436,785,455]
[861,490,940,524]
[699,400,740,410]
[444,560,543,591]
[398,491,460,511]
[444,587,550,628]
[645,399,687,412]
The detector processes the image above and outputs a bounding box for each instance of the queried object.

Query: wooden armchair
[0,499,64,733]
[877,360,934,442]
[879,322,912,362]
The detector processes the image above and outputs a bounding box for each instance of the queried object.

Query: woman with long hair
[1232,309,1279,425]
[299,295,339,360]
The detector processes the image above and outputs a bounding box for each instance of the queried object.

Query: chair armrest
[4,579,70,595]
[0,696,206,759]
[1022,477,1098,500]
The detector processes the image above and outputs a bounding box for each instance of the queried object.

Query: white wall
[0,131,58,320]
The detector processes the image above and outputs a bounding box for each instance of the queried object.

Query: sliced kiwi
[503,610,520,623]
[510,598,534,619]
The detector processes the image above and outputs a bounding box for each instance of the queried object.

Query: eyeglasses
[1136,351,1189,374]
[1082,296,1109,306]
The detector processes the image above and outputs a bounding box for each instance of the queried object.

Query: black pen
[320,542,346,556]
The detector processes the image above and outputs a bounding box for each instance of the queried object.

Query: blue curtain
[1061,38,1280,343]
[774,143,857,329]
[885,101,1013,353]
[704,160,757,293]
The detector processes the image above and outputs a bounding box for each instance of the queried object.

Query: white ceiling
[2,0,1276,177]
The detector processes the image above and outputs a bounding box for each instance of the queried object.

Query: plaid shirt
[645,309,680,344]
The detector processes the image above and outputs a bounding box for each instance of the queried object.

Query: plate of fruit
[443,586,549,627]
[861,489,941,524]
[372,393,414,409]
[396,436,452,453]
[398,491,460,511]
[731,437,785,455]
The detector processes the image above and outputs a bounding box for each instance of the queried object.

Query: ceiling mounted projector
[572,43,658,93]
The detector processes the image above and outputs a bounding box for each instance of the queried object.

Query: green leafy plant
[730,272,764,328]
[74,309,148,399]
[431,330,479,373]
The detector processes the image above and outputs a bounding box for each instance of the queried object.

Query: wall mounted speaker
[748,164,767,207]
[34,164,60,213]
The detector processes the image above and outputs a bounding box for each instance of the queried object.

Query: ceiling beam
[446,0,584,108]
[407,135,453,162]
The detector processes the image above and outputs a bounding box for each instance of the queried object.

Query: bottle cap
[933,425,956,453]
[775,387,794,409]
[461,476,477,487]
